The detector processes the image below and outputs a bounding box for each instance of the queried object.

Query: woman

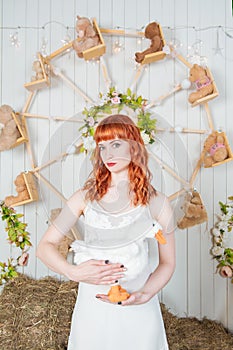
[37,114,175,350]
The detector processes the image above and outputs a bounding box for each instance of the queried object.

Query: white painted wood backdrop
[1,0,233,331]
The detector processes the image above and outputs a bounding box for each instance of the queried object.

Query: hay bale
[1,275,233,349]
[0,274,78,350]
[161,303,233,350]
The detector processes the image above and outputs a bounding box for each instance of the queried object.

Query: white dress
[67,201,169,350]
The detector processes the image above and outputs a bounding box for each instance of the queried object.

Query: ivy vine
[0,201,31,285]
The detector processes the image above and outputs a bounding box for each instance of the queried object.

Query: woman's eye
[99,146,105,151]
[112,142,121,149]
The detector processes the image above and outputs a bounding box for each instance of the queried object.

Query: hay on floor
[0,274,78,350]
[161,303,233,350]
[0,274,233,349]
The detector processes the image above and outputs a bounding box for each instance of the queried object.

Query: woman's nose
[106,147,113,159]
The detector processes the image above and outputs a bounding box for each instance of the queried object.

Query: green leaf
[127,88,131,96]
[219,201,228,214]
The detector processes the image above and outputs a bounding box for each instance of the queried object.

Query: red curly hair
[83,114,156,206]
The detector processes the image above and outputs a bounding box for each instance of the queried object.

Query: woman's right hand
[65,259,126,285]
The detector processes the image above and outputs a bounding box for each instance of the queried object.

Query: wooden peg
[148,151,189,187]
[52,66,94,104]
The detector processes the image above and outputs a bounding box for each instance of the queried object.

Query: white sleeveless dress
[67,202,169,350]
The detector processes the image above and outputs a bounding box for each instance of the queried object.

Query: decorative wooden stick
[172,49,192,68]
[156,127,209,134]
[18,112,83,123]
[100,28,144,37]
[168,188,186,202]
[22,91,35,112]
[34,171,66,202]
[189,154,204,187]
[21,91,37,169]
[51,65,95,104]
[45,42,73,61]
[32,152,68,173]
[34,172,79,240]
[148,151,189,186]
[32,139,83,173]
[204,102,214,131]
[99,56,111,90]
[129,64,145,92]
[146,85,182,109]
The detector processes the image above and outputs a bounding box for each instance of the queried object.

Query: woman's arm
[121,192,176,305]
[36,190,126,284]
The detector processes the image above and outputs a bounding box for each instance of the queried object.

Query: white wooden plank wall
[0,0,233,331]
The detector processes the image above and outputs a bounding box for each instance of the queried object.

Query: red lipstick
[107,162,116,167]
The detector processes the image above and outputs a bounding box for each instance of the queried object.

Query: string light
[187,39,208,66]
[4,22,233,62]
[61,28,72,46]
[9,31,20,48]
[3,23,233,35]
[213,27,224,56]
[40,36,48,57]
[112,39,124,54]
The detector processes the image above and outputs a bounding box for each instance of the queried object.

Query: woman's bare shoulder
[149,191,171,212]
[149,191,175,234]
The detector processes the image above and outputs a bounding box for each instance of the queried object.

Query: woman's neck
[110,169,129,187]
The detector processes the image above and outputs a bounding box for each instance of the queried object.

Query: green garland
[211,196,233,282]
[79,87,157,152]
[0,202,32,285]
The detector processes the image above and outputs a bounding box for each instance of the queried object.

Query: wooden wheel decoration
[1,17,233,226]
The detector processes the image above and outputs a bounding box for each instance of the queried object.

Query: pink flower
[18,252,29,266]
[87,116,95,127]
[111,96,121,104]
[219,266,233,278]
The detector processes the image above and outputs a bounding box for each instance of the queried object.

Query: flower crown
[79,87,157,152]
[211,196,233,281]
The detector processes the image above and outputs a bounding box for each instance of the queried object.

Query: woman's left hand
[95,291,152,306]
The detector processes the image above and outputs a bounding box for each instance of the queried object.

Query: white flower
[87,116,95,127]
[1,278,6,284]
[141,131,150,144]
[82,136,96,152]
[212,228,221,237]
[82,126,88,134]
[214,236,221,243]
[224,214,233,221]
[227,207,233,215]
[212,246,224,256]
[11,259,18,267]
[217,221,228,231]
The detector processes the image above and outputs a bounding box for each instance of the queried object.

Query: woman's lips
[106,162,116,167]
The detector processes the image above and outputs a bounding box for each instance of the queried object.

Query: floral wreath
[0,202,32,285]
[79,87,157,152]
[211,196,233,281]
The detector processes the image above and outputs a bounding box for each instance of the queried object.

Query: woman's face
[98,139,131,173]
